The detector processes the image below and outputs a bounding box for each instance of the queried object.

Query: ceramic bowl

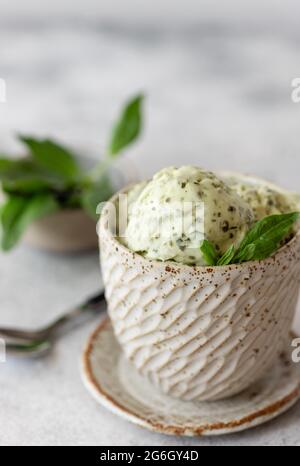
[99,182,300,401]
[23,209,98,253]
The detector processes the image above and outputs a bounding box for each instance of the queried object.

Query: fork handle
[45,292,105,337]
[0,291,105,342]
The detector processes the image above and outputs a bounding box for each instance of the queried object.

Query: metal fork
[0,291,106,358]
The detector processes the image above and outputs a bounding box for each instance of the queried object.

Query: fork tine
[0,328,45,341]
[5,340,51,358]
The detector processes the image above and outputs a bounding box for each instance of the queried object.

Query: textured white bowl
[99,184,300,401]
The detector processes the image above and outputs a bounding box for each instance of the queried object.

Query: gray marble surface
[0,6,300,446]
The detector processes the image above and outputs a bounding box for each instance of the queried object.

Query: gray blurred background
[1,0,300,446]
[1,0,300,190]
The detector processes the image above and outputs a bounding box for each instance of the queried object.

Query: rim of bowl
[99,173,300,274]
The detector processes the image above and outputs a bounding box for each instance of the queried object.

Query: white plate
[81,318,300,436]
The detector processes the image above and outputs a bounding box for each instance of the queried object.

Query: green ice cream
[122,166,254,265]
[226,176,300,221]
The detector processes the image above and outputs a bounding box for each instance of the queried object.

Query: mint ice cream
[226,177,300,221]
[122,166,254,265]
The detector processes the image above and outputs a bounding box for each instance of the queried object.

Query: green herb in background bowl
[0,94,144,252]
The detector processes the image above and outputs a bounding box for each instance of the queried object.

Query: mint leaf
[0,158,65,193]
[19,137,80,182]
[0,158,16,174]
[108,94,144,157]
[235,212,299,262]
[80,175,114,219]
[0,193,59,251]
[217,244,235,265]
[200,239,218,266]
[199,212,299,266]
[238,212,298,251]
[235,244,256,263]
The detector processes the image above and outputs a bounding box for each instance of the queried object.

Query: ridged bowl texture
[99,187,300,401]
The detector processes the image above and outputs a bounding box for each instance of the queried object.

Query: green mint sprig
[200,212,299,266]
[200,239,219,266]
[108,94,144,157]
[84,93,144,214]
[0,94,144,250]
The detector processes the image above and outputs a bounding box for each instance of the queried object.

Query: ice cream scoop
[122,166,254,265]
[226,177,299,221]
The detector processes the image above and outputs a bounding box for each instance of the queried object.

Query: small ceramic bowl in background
[23,209,99,253]
[99,178,300,402]
[21,156,138,253]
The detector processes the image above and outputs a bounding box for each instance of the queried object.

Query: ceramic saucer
[81,317,300,436]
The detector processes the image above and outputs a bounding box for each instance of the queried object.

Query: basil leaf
[80,175,114,219]
[0,158,16,174]
[108,94,144,157]
[217,244,235,265]
[199,212,299,266]
[235,212,299,262]
[0,193,59,251]
[0,158,65,194]
[235,244,256,263]
[238,212,299,252]
[2,178,53,194]
[200,239,218,266]
[19,137,80,182]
